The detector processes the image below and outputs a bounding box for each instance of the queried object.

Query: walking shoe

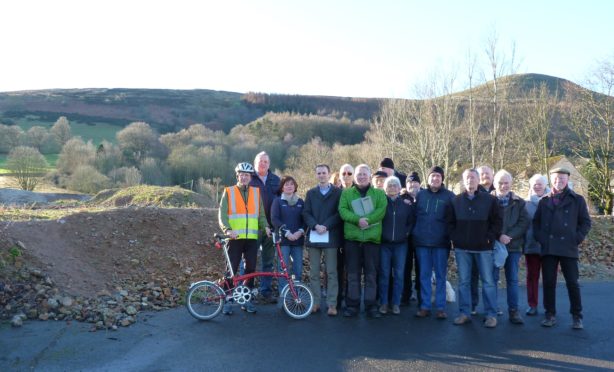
[311,304,320,314]
[541,315,557,327]
[379,304,388,315]
[391,305,401,315]
[435,310,448,320]
[496,308,503,316]
[572,317,584,330]
[525,307,538,316]
[470,307,478,316]
[453,314,471,325]
[327,306,338,316]
[222,302,233,315]
[367,307,382,319]
[484,316,497,328]
[241,301,257,313]
[509,310,525,325]
[343,307,358,317]
[415,309,431,318]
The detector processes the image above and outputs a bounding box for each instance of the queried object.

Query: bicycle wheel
[186,281,224,320]
[280,283,313,319]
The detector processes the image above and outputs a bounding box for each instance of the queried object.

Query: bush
[64,165,110,194]
[6,146,49,191]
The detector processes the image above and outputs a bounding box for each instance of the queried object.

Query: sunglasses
[342,172,353,176]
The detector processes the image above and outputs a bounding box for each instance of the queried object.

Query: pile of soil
[0,207,226,329]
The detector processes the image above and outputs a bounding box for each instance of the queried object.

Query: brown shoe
[415,309,431,318]
[453,314,471,325]
[435,310,448,319]
[311,304,320,314]
[327,306,337,316]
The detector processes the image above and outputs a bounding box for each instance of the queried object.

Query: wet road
[2,281,614,371]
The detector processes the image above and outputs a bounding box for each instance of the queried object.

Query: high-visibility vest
[226,185,260,239]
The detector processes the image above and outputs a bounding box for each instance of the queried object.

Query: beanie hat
[428,166,445,182]
[408,171,421,184]
[380,157,395,169]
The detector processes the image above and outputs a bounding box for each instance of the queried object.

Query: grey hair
[383,176,401,189]
[528,173,549,197]
[494,169,513,186]
[355,164,371,176]
[339,163,354,174]
[254,151,269,164]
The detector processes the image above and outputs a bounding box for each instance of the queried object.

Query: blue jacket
[381,196,414,244]
[250,170,281,226]
[271,196,305,246]
[412,186,455,248]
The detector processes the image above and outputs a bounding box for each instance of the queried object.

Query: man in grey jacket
[302,164,343,316]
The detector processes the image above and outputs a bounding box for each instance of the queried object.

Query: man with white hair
[338,164,387,318]
[249,151,280,303]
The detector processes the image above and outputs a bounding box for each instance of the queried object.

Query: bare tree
[50,116,72,147]
[566,55,614,214]
[6,146,48,191]
[520,83,558,174]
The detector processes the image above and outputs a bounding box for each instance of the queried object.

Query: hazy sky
[1,0,612,98]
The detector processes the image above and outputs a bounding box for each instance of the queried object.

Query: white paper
[309,230,329,243]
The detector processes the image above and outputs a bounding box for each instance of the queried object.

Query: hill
[0,88,383,136]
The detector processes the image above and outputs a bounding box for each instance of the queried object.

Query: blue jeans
[456,249,497,317]
[378,242,407,306]
[277,245,303,293]
[493,251,521,312]
[416,247,449,311]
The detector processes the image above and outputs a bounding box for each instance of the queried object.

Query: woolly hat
[408,171,421,184]
[380,157,395,169]
[428,166,445,181]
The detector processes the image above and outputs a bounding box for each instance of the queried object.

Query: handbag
[493,241,508,268]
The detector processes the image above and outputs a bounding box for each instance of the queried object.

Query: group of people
[218,152,592,329]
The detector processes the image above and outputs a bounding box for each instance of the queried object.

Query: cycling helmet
[235,162,255,174]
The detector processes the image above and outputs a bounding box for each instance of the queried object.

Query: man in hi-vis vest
[219,162,269,314]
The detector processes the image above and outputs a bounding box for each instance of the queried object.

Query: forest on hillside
[1,54,613,214]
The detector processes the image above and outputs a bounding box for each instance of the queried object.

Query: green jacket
[338,185,387,243]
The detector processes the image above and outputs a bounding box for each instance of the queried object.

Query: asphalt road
[2,281,614,371]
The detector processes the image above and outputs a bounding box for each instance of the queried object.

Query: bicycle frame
[215,226,301,298]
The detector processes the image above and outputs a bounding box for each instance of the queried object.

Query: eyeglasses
[342,172,353,176]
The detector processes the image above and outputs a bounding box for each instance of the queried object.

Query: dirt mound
[90,186,213,208]
[2,207,224,296]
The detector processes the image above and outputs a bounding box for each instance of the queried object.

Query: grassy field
[16,116,121,145]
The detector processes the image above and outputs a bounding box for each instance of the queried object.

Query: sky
[1,0,612,98]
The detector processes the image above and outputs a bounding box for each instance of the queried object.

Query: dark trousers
[542,255,582,318]
[336,245,346,309]
[471,257,480,309]
[525,254,542,308]
[401,240,421,303]
[228,239,258,288]
[345,240,380,309]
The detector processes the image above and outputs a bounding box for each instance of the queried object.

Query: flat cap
[549,167,571,175]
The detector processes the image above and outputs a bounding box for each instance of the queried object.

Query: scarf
[281,193,299,206]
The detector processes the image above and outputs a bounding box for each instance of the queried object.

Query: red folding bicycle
[186,225,314,320]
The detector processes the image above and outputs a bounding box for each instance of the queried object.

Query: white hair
[493,169,513,186]
[383,176,401,189]
[528,173,550,197]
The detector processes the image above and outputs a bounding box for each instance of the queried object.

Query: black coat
[381,196,415,244]
[302,185,343,249]
[447,191,503,251]
[533,188,592,258]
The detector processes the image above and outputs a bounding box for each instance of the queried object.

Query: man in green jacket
[338,164,387,318]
